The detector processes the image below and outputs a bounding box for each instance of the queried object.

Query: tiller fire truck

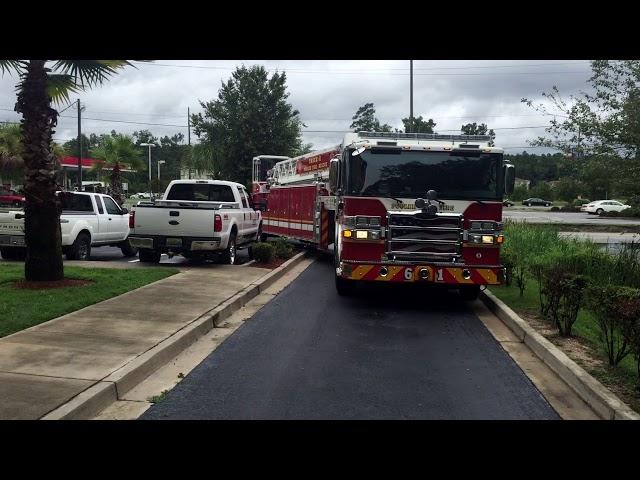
[252,131,515,299]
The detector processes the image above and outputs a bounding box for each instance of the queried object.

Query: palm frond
[47,74,83,105]
[0,60,27,75]
[51,60,136,89]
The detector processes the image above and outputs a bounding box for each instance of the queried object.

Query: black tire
[139,249,161,263]
[247,245,254,260]
[221,233,237,265]
[1,247,25,260]
[256,223,263,242]
[335,274,356,296]
[120,239,139,257]
[66,233,91,260]
[596,208,604,216]
[459,285,480,301]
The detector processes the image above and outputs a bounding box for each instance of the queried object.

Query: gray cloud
[0,60,594,153]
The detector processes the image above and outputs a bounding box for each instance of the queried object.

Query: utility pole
[77,99,82,190]
[187,107,192,179]
[409,60,414,133]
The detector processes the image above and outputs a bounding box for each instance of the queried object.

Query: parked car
[0,188,25,207]
[522,198,552,207]
[128,179,262,264]
[130,192,151,200]
[581,200,631,215]
[0,191,137,261]
[503,199,514,207]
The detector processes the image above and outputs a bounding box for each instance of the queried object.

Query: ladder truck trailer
[252,131,515,299]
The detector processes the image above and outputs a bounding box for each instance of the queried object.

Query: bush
[529,251,590,336]
[273,238,294,260]
[616,291,640,387]
[573,198,591,207]
[550,206,560,212]
[252,243,274,263]
[502,221,558,296]
[587,285,635,366]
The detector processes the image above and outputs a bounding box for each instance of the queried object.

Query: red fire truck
[252,131,515,299]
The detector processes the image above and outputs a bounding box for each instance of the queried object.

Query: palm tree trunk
[110,162,123,206]
[15,60,64,281]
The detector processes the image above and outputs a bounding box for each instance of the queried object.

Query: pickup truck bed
[129,180,262,265]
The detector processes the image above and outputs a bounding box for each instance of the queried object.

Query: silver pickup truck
[128,179,262,264]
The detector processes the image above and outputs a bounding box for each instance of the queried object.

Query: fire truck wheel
[459,285,480,301]
[335,275,356,296]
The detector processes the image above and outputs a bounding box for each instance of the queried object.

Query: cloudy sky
[0,60,594,153]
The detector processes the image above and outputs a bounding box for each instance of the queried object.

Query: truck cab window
[103,197,122,215]
[60,193,93,212]
[94,195,104,214]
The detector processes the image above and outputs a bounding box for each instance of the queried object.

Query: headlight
[356,230,368,239]
[481,235,494,244]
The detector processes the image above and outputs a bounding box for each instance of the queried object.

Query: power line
[132,61,593,74]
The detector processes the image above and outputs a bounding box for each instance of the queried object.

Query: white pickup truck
[0,191,137,261]
[128,179,262,264]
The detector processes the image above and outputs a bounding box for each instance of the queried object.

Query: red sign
[295,149,338,175]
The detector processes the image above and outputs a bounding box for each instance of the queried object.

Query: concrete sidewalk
[0,264,279,420]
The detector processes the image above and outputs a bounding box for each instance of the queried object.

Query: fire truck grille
[387,213,463,261]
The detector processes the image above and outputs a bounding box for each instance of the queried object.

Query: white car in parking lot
[581,200,631,215]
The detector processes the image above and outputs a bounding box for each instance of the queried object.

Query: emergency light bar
[358,132,494,142]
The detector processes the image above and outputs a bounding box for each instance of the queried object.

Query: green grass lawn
[491,281,640,410]
[0,264,178,338]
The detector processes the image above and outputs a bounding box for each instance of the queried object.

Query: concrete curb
[41,251,307,420]
[480,289,640,420]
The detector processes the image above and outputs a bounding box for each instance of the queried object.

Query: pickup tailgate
[132,205,215,238]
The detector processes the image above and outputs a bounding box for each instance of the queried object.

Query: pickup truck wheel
[459,285,480,301]
[120,239,139,257]
[221,234,236,265]
[139,249,161,263]
[66,233,91,260]
[1,247,25,260]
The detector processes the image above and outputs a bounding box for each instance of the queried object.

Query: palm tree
[0,60,136,281]
[91,134,144,206]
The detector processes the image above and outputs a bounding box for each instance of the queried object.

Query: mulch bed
[12,278,94,290]
[252,257,289,270]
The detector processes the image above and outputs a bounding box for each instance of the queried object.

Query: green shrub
[273,238,293,260]
[587,285,635,366]
[601,207,640,218]
[615,291,640,387]
[252,243,274,263]
[529,251,590,336]
[573,198,590,207]
[502,221,558,296]
[550,206,560,212]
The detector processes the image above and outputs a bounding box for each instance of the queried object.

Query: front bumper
[338,261,505,285]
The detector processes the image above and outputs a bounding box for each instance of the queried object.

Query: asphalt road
[142,259,559,420]
[503,208,640,225]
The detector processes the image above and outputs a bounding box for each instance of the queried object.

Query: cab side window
[103,196,122,215]
[94,195,104,214]
[239,188,249,208]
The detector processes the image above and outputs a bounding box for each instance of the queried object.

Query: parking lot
[0,245,253,268]
[502,207,640,226]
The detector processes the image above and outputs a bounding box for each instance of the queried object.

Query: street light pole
[158,160,165,182]
[140,143,156,197]
[409,60,414,133]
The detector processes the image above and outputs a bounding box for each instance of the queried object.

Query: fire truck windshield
[346,149,503,200]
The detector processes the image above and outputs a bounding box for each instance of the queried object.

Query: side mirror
[504,163,515,195]
[121,207,129,214]
[329,157,340,194]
